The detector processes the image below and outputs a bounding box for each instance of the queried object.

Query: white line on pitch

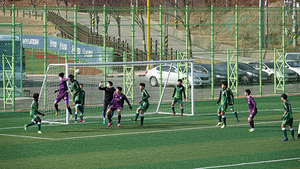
[0,105,299,130]
[1,120,298,141]
[0,134,55,140]
[195,157,300,169]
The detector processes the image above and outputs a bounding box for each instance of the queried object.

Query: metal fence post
[159,5,163,97]
[282,6,286,93]
[44,5,47,108]
[74,5,78,79]
[259,5,263,96]
[211,5,214,99]
[12,4,15,110]
[235,5,239,98]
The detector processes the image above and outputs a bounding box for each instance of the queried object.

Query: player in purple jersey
[106,87,132,127]
[245,89,257,132]
[53,72,73,118]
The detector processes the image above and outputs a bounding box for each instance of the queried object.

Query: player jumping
[68,74,84,123]
[99,81,115,124]
[280,94,295,141]
[171,79,186,117]
[216,81,230,128]
[24,93,44,134]
[106,87,132,127]
[54,72,73,118]
[131,83,150,126]
[245,89,257,132]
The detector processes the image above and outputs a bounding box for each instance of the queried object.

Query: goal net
[39,60,195,124]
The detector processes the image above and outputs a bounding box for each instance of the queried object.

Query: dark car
[216,62,269,84]
[194,64,227,84]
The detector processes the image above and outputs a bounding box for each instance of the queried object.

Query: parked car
[144,64,210,87]
[248,61,298,82]
[194,64,227,84]
[285,60,300,80]
[216,62,269,84]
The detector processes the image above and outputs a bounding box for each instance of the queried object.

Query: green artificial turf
[0,95,299,168]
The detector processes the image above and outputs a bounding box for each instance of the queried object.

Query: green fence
[1,5,300,111]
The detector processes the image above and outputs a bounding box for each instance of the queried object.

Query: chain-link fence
[1,5,300,111]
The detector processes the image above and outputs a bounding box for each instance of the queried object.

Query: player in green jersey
[280,94,295,141]
[24,93,44,134]
[216,81,231,128]
[131,83,150,126]
[171,79,186,117]
[68,74,83,123]
[228,88,239,122]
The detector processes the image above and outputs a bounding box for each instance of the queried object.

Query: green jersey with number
[283,100,293,119]
[141,89,150,103]
[70,80,81,96]
[217,88,230,106]
[30,100,39,120]
[172,85,186,99]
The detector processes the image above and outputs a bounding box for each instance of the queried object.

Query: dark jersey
[82,90,85,105]
[172,85,186,99]
[283,100,293,119]
[99,86,116,102]
[111,93,131,108]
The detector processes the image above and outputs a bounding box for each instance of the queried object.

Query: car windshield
[264,62,275,69]
[238,63,255,70]
[287,61,300,67]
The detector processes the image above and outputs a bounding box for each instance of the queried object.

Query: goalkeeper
[68,74,84,123]
[280,94,295,141]
[171,79,186,117]
[24,93,44,134]
[99,81,115,124]
[131,83,150,126]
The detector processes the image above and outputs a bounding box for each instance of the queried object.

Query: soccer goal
[39,60,195,124]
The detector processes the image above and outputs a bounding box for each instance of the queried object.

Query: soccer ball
[75,69,81,75]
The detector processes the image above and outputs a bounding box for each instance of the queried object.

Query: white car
[285,60,300,79]
[145,65,210,87]
[248,61,298,82]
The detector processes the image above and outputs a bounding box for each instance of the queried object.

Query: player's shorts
[34,116,41,123]
[229,104,234,110]
[139,102,149,112]
[76,104,84,112]
[173,98,183,105]
[282,118,293,126]
[218,104,228,113]
[103,101,111,112]
[109,105,122,112]
[249,109,257,118]
[55,92,69,104]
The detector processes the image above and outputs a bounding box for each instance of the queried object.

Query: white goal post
[39,60,195,124]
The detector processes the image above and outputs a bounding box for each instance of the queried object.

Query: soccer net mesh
[39,60,195,124]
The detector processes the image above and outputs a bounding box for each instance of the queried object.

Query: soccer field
[0,95,299,169]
